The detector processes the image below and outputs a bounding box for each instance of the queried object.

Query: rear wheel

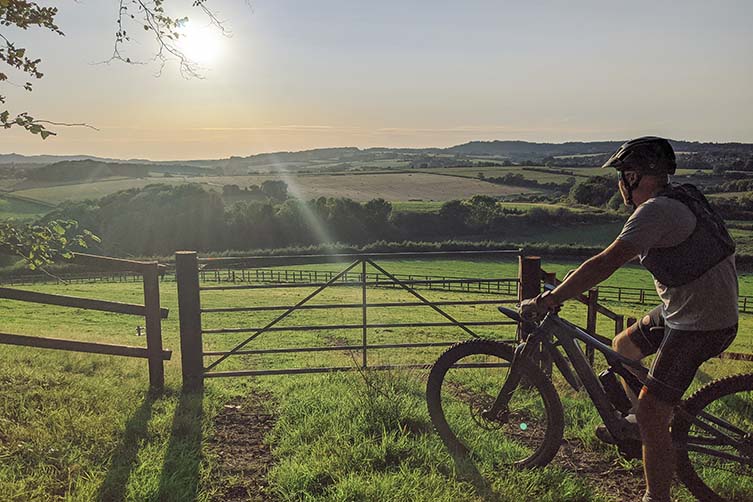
[426,339,564,468]
[673,373,753,502]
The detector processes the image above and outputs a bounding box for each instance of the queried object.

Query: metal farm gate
[174,250,521,389]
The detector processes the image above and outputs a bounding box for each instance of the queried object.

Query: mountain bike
[426,303,753,502]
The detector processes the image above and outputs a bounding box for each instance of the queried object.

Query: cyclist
[522,136,738,502]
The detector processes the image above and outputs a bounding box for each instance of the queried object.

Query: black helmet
[602,136,676,175]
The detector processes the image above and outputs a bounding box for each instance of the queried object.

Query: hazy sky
[1,0,752,160]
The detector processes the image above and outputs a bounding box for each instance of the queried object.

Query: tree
[568,176,616,207]
[260,180,288,201]
[746,157,753,172]
[0,1,225,267]
[363,198,393,239]
[0,0,222,138]
[465,195,498,229]
[0,219,99,270]
[439,200,470,234]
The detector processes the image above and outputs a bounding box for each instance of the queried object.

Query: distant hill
[24,159,214,183]
[446,140,622,157]
[26,160,150,182]
[446,139,753,159]
[0,153,149,164]
[4,139,753,170]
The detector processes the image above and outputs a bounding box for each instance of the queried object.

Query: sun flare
[177,21,225,66]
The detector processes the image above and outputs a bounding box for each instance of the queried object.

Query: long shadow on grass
[96,393,156,502]
[447,452,498,500]
[157,387,204,501]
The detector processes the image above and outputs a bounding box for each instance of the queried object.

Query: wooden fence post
[142,262,165,391]
[543,271,557,287]
[586,289,599,365]
[614,315,625,337]
[519,256,546,369]
[176,251,203,391]
[518,256,541,304]
[539,269,557,376]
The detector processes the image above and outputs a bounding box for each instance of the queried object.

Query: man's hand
[519,291,560,321]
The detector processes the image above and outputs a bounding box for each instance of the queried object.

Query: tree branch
[34,120,99,131]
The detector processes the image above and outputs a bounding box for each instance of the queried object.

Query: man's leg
[612,307,664,410]
[612,329,644,409]
[636,388,674,502]
[636,324,738,502]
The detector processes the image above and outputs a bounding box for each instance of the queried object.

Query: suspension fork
[482,337,541,419]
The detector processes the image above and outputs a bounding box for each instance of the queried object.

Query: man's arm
[543,239,640,307]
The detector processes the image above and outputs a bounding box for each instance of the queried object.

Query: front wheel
[673,373,753,502]
[426,339,564,468]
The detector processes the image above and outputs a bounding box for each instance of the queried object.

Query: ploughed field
[10,172,534,205]
[0,258,751,501]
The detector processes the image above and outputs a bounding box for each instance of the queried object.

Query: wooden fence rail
[0,253,170,390]
[0,332,172,360]
[4,266,751,314]
[0,287,169,318]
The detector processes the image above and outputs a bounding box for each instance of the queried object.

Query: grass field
[12,173,534,204]
[1,258,751,501]
[423,166,578,183]
[419,166,715,184]
[391,201,593,214]
[12,177,189,204]
[709,190,753,200]
[0,194,53,221]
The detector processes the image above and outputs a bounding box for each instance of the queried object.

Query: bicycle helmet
[603,136,676,206]
[602,136,676,175]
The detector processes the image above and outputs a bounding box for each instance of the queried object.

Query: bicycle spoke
[679,379,753,501]
[427,340,563,469]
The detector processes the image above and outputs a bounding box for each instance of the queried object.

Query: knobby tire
[673,373,753,502]
[426,339,564,468]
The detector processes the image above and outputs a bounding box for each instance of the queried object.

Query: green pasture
[730,228,753,256]
[0,194,53,221]
[515,223,623,247]
[390,201,593,214]
[0,178,23,190]
[12,177,187,204]
[263,256,753,305]
[1,258,752,501]
[424,166,580,183]
[709,190,753,200]
[391,200,445,212]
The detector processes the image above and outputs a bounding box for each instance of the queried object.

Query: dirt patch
[554,438,645,501]
[208,392,278,502]
[443,381,645,500]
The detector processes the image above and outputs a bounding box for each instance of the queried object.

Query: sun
[177,20,225,66]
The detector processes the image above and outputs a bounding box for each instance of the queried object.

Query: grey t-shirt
[616,196,738,331]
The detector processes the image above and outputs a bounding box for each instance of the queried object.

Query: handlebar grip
[497,306,522,323]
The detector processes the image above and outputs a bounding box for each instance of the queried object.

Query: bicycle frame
[540,314,647,438]
[489,311,647,440]
[490,310,752,460]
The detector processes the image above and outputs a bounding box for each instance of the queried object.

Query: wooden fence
[0,253,172,390]
[4,267,751,314]
[176,250,521,390]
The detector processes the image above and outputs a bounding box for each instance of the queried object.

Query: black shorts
[626,305,737,404]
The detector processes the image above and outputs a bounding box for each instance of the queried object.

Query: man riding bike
[522,136,738,502]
